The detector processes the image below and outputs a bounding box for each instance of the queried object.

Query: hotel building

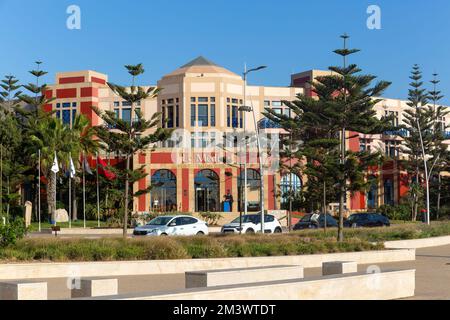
[43,57,450,217]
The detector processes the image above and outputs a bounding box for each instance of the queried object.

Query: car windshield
[231,215,261,224]
[147,216,173,226]
[300,215,312,222]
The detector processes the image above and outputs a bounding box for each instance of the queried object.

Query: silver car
[133,215,209,237]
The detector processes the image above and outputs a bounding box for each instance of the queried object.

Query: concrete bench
[71,278,118,298]
[0,281,47,300]
[110,269,415,301]
[186,265,304,289]
[323,261,358,276]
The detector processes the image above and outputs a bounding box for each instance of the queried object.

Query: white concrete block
[323,261,358,276]
[186,265,304,288]
[112,269,416,301]
[0,281,47,300]
[71,278,118,298]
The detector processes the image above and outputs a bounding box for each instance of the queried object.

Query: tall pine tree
[266,34,393,241]
[93,64,172,237]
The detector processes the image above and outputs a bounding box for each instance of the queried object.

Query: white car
[133,215,209,237]
[221,214,283,234]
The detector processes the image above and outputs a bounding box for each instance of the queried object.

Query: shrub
[0,218,27,247]
[379,204,411,221]
[198,212,223,226]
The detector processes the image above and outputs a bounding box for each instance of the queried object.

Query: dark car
[344,213,390,228]
[293,213,338,230]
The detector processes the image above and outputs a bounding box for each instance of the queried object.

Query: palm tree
[27,115,97,222]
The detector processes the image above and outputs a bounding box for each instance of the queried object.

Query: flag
[51,153,59,173]
[97,156,116,180]
[83,156,93,175]
[69,157,76,178]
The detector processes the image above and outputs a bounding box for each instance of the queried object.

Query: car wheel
[160,233,168,236]
[246,228,255,234]
[274,227,282,233]
[196,231,205,236]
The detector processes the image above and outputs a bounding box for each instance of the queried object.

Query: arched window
[238,169,261,212]
[280,173,302,206]
[150,170,177,212]
[194,169,220,212]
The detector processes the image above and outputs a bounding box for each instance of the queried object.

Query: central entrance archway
[194,169,220,212]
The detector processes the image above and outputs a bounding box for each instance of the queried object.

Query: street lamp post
[242,65,267,233]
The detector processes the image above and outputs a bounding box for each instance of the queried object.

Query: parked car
[221,214,283,234]
[293,213,338,230]
[344,213,390,228]
[133,215,209,236]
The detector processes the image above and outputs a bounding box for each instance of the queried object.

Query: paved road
[15,244,450,300]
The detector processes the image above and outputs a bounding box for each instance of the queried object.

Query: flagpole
[69,153,72,229]
[83,152,86,229]
[54,152,57,227]
[96,152,100,228]
[38,149,41,233]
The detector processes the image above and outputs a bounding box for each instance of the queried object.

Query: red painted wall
[81,87,98,98]
[151,153,175,164]
[59,76,85,84]
[138,178,147,211]
[56,88,77,99]
[91,77,106,85]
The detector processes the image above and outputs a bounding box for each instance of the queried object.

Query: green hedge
[0,235,383,262]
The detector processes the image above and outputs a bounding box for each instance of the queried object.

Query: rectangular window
[191,97,196,103]
[227,106,231,127]
[122,109,131,123]
[191,104,196,127]
[273,108,282,115]
[72,109,77,123]
[272,101,282,107]
[167,99,174,104]
[56,103,61,108]
[122,101,132,107]
[191,133,196,148]
[264,100,270,107]
[210,97,216,102]
[114,109,119,118]
[232,106,238,128]
[198,104,209,127]
[283,108,291,117]
[62,110,71,125]
[198,97,208,102]
[167,106,174,128]
[56,110,61,118]
[114,101,120,107]
[62,102,71,108]
[210,104,216,126]
[162,107,166,128]
[162,100,166,105]
[176,105,179,127]
[72,102,77,108]
[232,98,238,104]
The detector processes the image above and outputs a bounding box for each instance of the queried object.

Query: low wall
[0,249,415,281]
[384,235,450,249]
[109,270,416,301]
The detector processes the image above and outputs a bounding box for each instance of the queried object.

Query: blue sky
[1,0,449,103]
